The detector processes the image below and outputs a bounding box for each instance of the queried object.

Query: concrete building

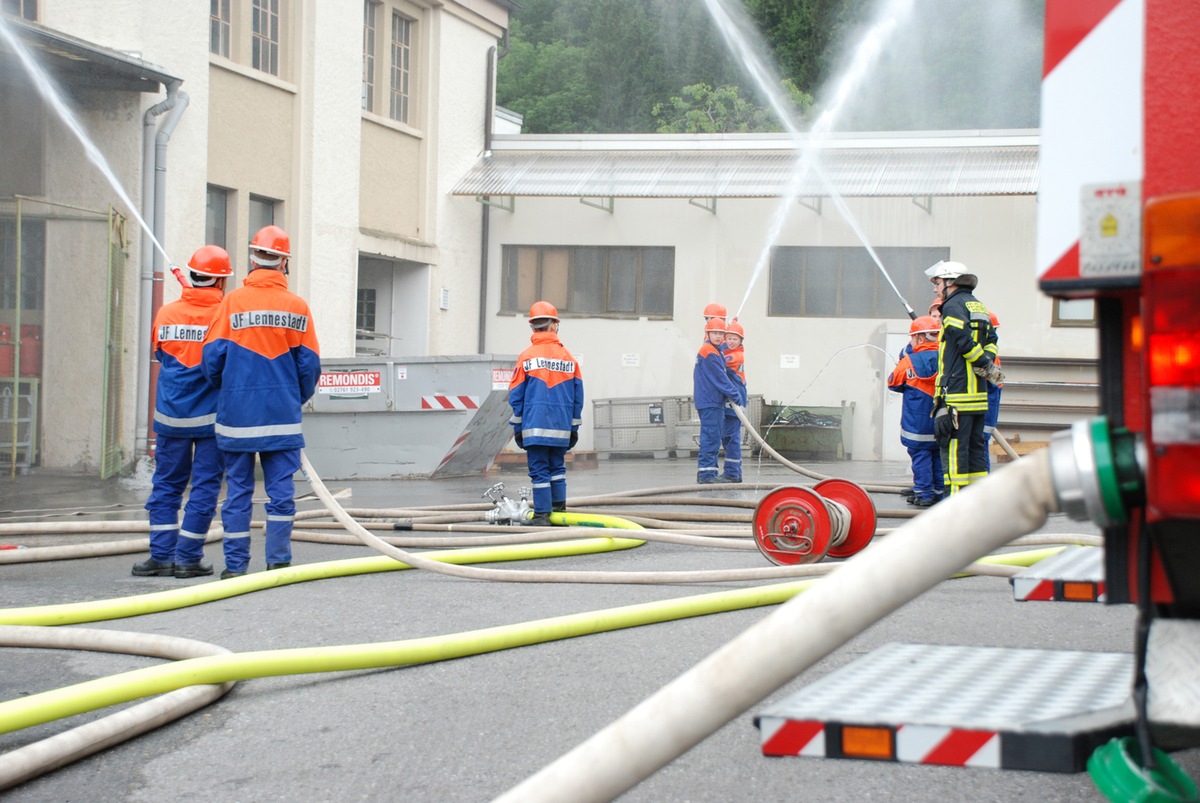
[460,132,1098,462]
[0,0,513,475]
[0,2,1096,476]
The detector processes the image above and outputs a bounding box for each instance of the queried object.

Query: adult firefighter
[133,245,231,579]
[508,301,585,527]
[926,260,1002,495]
[201,225,321,578]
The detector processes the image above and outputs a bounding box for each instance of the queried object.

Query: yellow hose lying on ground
[0,537,643,627]
[0,544,1062,737]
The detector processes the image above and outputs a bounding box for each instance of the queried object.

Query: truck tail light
[1142,194,1200,517]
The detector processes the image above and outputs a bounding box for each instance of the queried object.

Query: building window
[1052,298,1098,327]
[248,194,277,237]
[210,0,231,57]
[357,288,377,330]
[1,0,37,19]
[768,246,950,318]
[501,245,674,318]
[362,1,378,111]
[251,0,280,76]
[205,186,230,251]
[389,12,412,123]
[0,219,45,311]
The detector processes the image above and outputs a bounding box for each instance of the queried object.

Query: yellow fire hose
[0,545,1060,738]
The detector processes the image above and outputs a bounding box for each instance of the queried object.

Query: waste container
[759,402,854,460]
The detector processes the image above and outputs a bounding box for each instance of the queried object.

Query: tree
[652,81,813,134]
[496,0,1043,134]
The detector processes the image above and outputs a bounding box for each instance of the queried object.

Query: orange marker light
[842,726,894,760]
[1062,581,1098,602]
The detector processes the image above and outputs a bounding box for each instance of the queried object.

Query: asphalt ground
[1,453,1196,801]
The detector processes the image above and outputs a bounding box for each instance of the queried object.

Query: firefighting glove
[972,362,1005,387]
[934,407,955,442]
[568,431,578,450]
[514,431,524,450]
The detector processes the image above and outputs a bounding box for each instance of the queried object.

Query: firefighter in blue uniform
[694,317,742,484]
[887,315,944,506]
[508,301,585,527]
[134,245,230,579]
[201,226,321,578]
[721,320,747,483]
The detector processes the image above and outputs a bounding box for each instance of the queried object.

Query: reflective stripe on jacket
[201,269,321,453]
[152,287,222,438]
[888,341,938,446]
[936,288,997,413]
[508,331,584,448]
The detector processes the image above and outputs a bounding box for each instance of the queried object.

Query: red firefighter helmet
[703,302,727,319]
[187,245,232,277]
[989,310,1000,327]
[725,320,745,340]
[909,315,939,336]
[704,317,727,334]
[528,301,560,322]
[249,225,291,267]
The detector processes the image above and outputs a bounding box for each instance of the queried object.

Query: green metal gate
[100,211,128,479]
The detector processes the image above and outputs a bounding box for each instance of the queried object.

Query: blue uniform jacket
[888,342,939,449]
[201,270,321,453]
[694,342,740,409]
[508,331,584,448]
[152,286,223,438]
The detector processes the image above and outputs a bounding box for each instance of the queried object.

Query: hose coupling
[1047,416,1146,527]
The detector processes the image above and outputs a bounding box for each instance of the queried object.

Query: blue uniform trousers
[525,445,567,514]
[697,406,725,481]
[221,449,300,572]
[721,410,743,481]
[906,443,944,502]
[145,435,224,564]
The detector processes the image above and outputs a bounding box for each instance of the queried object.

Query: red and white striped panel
[434,430,471,472]
[420,395,479,410]
[759,718,826,758]
[896,725,1000,768]
[1037,0,1143,285]
[1012,578,1056,601]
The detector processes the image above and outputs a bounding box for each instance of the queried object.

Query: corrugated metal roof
[451,135,1039,199]
[1,17,179,93]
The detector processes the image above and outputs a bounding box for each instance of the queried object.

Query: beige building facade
[0,0,511,474]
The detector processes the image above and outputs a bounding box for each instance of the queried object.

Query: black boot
[132,558,175,577]
[266,562,291,570]
[220,569,247,580]
[174,560,214,578]
[527,512,552,527]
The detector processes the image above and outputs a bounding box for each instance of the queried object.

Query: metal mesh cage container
[670,395,763,453]
[592,397,678,455]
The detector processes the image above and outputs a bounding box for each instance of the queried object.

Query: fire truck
[1036,0,1199,796]
[753,0,1200,796]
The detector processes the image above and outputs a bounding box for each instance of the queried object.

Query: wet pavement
[1,453,1196,801]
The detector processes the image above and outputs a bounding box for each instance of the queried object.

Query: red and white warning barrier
[896,725,999,768]
[420,395,479,410]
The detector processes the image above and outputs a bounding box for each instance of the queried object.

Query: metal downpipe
[135,82,187,459]
[497,448,1061,802]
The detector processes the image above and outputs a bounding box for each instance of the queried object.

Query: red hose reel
[752,479,876,565]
